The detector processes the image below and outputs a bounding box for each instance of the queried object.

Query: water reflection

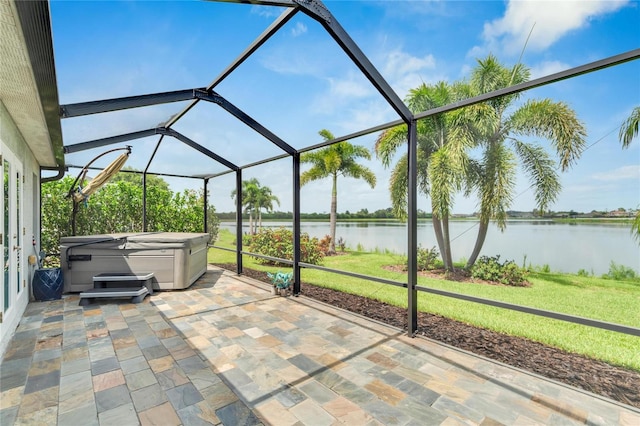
[220,220,639,275]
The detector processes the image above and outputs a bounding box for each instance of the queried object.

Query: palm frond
[389,154,409,220]
[513,140,561,212]
[342,163,376,188]
[300,166,330,186]
[508,99,587,171]
[479,143,517,229]
[619,106,640,149]
[375,125,408,167]
[428,149,461,219]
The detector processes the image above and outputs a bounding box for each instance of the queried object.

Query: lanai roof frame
[51,0,640,337]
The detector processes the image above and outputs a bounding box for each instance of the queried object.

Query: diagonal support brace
[293,0,412,123]
[158,127,239,171]
[196,90,296,155]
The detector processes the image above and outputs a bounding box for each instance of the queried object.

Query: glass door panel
[1,151,23,320]
[16,168,21,294]
[3,158,10,313]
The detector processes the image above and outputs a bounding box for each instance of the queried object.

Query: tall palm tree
[377,56,587,270]
[463,55,586,268]
[619,106,640,241]
[255,185,280,230]
[376,82,474,271]
[301,129,376,254]
[230,178,261,234]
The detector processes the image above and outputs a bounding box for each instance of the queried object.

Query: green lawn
[210,229,640,370]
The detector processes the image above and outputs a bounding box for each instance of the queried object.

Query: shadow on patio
[1,266,638,425]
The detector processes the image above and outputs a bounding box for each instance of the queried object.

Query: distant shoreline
[218,217,634,224]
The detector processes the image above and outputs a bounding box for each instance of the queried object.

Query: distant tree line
[216,208,433,221]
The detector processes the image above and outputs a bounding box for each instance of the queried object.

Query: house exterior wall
[0,100,40,356]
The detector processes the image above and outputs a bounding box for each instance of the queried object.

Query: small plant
[336,237,346,252]
[267,271,293,289]
[602,261,637,281]
[417,245,439,271]
[471,255,527,286]
[356,242,365,252]
[541,264,551,273]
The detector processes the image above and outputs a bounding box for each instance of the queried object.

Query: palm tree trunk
[258,209,262,230]
[249,211,254,235]
[441,215,454,271]
[431,215,449,271]
[466,218,489,269]
[329,173,337,254]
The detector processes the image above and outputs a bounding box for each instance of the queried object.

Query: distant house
[607,209,631,218]
[1,1,64,355]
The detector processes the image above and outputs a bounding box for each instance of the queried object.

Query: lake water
[220,220,640,275]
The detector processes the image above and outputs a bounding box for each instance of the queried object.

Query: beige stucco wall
[0,99,41,356]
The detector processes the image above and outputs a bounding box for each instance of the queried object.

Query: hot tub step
[93,272,154,295]
[79,286,149,306]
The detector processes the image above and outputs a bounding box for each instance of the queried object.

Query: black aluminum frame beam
[407,120,418,336]
[196,90,296,154]
[65,164,204,180]
[143,136,164,231]
[64,128,162,154]
[293,0,412,123]
[59,88,206,118]
[165,7,298,129]
[61,87,296,156]
[415,48,640,121]
[161,128,239,171]
[63,127,238,171]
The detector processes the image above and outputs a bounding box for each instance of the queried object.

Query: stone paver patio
[1,266,638,425]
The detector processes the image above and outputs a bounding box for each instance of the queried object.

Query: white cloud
[310,71,375,114]
[291,22,307,37]
[382,49,438,97]
[250,5,282,19]
[529,60,571,79]
[475,0,628,56]
[592,165,640,181]
[328,73,372,99]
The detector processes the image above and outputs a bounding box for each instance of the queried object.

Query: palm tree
[463,55,586,268]
[230,178,261,234]
[619,106,640,241]
[301,129,377,254]
[376,82,474,271]
[376,56,587,271]
[255,185,280,230]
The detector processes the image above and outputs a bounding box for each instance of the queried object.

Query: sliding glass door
[1,149,23,322]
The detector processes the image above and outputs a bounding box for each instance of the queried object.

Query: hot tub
[60,232,209,293]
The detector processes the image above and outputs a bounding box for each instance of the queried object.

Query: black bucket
[32,268,64,301]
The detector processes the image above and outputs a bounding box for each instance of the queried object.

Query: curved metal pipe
[40,165,65,183]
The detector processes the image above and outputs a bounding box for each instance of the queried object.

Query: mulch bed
[213,263,640,409]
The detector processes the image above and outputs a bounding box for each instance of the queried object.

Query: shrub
[471,255,527,286]
[317,235,332,255]
[602,261,637,281]
[577,268,591,277]
[245,227,323,266]
[336,237,346,252]
[417,245,439,271]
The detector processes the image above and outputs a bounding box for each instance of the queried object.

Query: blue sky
[50,0,639,214]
